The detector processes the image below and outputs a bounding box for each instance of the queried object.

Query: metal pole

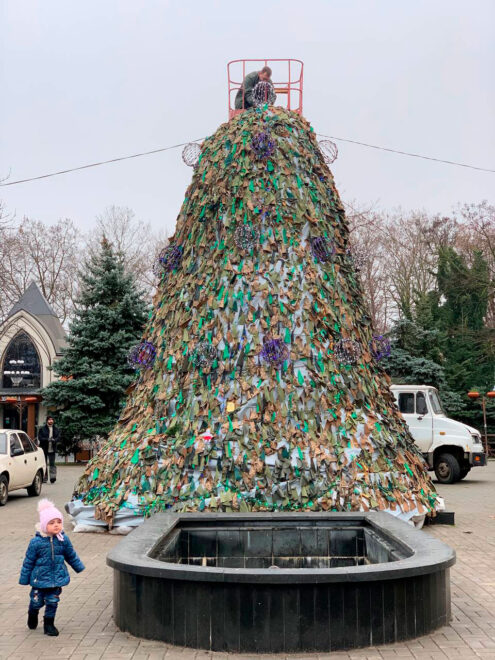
[288,60,291,111]
[482,396,488,456]
[300,63,304,116]
[242,60,245,109]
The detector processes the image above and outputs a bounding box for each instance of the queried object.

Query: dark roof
[5,282,66,354]
[7,282,57,318]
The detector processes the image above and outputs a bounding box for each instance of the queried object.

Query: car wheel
[458,467,471,481]
[27,470,43,497]
[0,475,8,506]
[434,453,461,484]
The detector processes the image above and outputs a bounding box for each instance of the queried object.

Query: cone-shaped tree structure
[73,108,438,526]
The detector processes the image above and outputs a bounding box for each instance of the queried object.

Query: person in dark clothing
[235,65,274,110]
[38,417,60,484]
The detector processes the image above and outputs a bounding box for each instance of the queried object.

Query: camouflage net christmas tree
[71,107,439,528]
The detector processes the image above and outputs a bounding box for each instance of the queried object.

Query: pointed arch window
[1,332,41,389]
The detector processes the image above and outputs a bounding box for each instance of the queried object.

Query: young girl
[19,499,85,636]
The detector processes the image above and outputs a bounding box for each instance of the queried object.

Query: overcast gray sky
[1,0,494,236]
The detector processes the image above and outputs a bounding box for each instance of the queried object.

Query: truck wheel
[27,470,43,497]
[434,453,461,484]
[0,475,8,506]
[458,467,471,481]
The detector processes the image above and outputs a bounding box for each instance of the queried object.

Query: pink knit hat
[38,499,64,540]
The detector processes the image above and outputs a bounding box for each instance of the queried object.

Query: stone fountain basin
[107,512,455,652]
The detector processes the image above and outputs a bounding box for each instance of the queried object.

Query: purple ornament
[369,335,391,361]
[128,341,156,369]
[260,338,289,367]
[154,244,183,276]
[251,131,275,159]
[310,236,336,263]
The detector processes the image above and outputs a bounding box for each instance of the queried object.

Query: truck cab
[390,385,486,484]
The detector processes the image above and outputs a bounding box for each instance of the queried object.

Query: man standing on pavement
[38,416,61,484]
[235,66,273,110]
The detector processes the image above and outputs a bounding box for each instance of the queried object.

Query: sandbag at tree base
[69,107,440,531]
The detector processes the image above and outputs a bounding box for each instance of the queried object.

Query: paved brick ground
[1,463,494,660]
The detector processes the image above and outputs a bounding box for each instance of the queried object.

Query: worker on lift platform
[234,65,274,110]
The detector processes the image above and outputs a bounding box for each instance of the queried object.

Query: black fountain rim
[107,511,455,584]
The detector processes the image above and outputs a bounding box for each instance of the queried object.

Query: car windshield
[429,390,445,415]
[0,433,6,454]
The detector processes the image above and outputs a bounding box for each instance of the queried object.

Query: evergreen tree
[42,238,148,454]
[381,318,467,416]
[381,316,445,390]
[383,247,494,428]
[72,108,438,526]
[436,247,494,427]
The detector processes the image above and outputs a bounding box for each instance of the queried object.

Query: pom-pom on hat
[38,498,64,540]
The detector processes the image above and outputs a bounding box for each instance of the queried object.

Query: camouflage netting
[71,107,439,528]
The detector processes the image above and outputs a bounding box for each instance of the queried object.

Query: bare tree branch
[84,206,168,298]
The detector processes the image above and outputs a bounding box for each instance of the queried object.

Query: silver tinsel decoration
[182,143,202,167]
[192,342,218,368]
[234,224,259,250]
[252,81,276,107]
[334,338,362,365]
[346,245,366,271]
[318,139,339,165]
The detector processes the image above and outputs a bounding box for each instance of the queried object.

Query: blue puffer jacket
[19,527,85,588]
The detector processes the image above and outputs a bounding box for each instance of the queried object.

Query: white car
[0,429,46,506]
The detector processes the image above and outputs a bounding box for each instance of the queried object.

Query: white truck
[390,385,486,484]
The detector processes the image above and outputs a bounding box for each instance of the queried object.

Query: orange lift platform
[227,59,304,120]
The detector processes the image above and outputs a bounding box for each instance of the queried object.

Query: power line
[0,139,205,187]
[316,133,495,173]
[1,131,493,188]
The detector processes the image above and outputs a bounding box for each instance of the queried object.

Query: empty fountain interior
[109,513,455,651]
[149,518,412,568]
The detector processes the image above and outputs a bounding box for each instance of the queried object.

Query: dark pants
[29,587,62,618]
[43,452,56,483]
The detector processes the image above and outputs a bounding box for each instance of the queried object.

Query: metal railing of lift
[227,59,304,118]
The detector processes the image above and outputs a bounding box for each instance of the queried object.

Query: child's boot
[27,609,38,629]
[43,616,59,636]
